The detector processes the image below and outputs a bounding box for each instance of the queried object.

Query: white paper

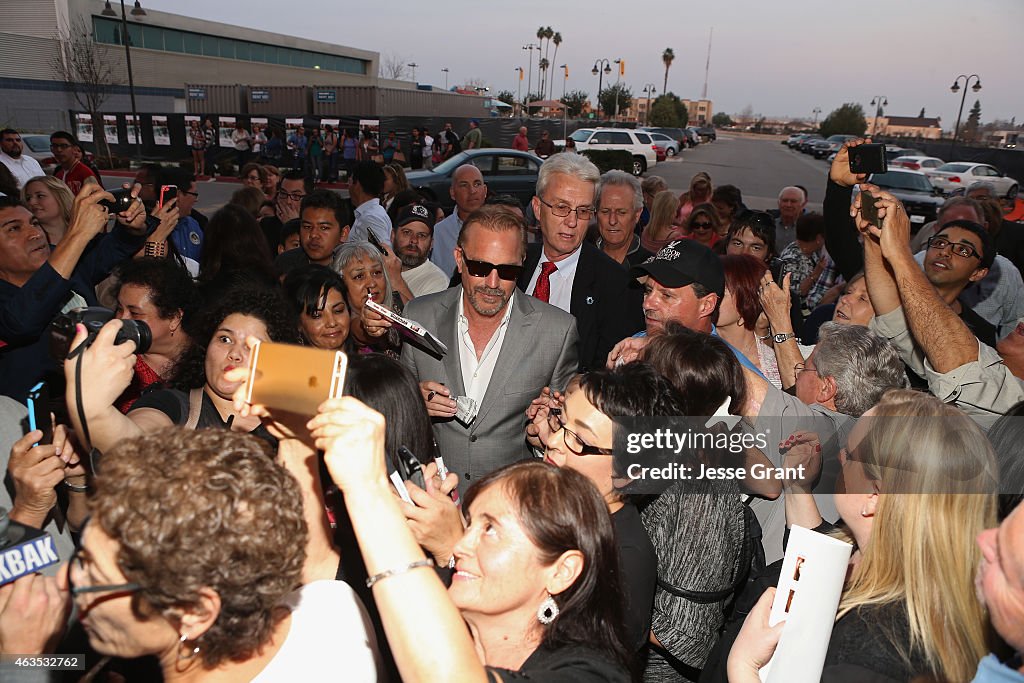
[760,525,852,683]
[152,115,170,146]
[75,113,93,142]
[218,116,235,147]
[103,114,118,144]
[126,115,140,145]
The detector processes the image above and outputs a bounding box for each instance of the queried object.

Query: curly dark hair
[91,428,307,668]
[173,287,300,389]
[113,257,198,322]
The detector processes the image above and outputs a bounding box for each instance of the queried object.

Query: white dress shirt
[431,211,463,281]
[0,152,45,189]
[350,198,393,246]
[458,291,515,406]
[402,259,449,298]
[525,244,582,313]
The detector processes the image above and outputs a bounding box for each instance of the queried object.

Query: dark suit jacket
[517,242,644,371]
[401,287,579,490]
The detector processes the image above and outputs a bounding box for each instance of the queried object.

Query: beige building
[867,115,943,139]
[630,97,713,125]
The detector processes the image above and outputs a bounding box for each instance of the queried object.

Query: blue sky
[144,0,1022,126]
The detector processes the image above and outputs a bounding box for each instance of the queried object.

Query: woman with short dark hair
[283,264,352,352]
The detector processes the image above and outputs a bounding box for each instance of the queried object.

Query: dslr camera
[49,306,152,361]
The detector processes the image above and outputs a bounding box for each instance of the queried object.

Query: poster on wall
[321,118,340,135]
[358,119,380,138]
[218,116,236,148]
[285,117,303,140]
[126,115,140,145]
[152,115,170,146]
[103,115,119,144]
[75,113,93,142]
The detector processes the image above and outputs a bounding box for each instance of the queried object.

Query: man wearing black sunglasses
[401,206,578,491]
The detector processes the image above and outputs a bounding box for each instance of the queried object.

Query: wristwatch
[773,332,797,344]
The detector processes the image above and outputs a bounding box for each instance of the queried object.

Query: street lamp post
[869,95,888,136]
[642,84,656,125]
[812,107,822,125]
[522,44,539,116]
[441,68,449,90]
[407,62,418,82]
[101,0,145,163]
[559,64,569,140]
[515,67,524,117]
[949,74,982,158]
[592,59,612,119]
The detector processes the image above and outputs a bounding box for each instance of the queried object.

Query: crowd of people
[1,124,1024,683]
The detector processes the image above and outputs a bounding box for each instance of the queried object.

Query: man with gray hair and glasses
[740,321,910,562]
[595,170,653,267]
[516,154,643,370]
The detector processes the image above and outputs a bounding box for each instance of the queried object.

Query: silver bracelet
[64,479,89,493]
[365,558,435,588]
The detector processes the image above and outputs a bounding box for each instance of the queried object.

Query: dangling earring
[860,505,870,517]
[537,594,559,625]
[177,633,200,660]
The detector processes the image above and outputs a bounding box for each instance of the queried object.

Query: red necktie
[533,261,558,303]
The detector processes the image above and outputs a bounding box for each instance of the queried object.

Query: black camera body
[49,306,152,360]
[99,187,135,212]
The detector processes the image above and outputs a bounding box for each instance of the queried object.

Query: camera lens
[116,319,152,355]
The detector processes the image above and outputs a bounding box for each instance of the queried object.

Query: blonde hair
[22,175,73,226]
[643,190,680,241]
[838,389,996,682]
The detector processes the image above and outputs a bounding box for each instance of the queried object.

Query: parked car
[796,134,823,153]
[696,126,717,142]
[859,169,946,226]
[648,132,681,157]
[21,134,95,175]
[890,155,944,172]
[683,127,701,147]
[557,128,658,176]
[639,127,687,147]
[884,146,923,163]
[812,134,859,159]
[404,148,542,214]
[928,162,1019,199]
[786,133,813,147]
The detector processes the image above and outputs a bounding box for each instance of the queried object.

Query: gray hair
[778,186,806,201]
[966,181,998,196]
[938,196,984,224]
[814,322,909,417]
[331,241,395,309]
[536,153,600,199]
[596,170,643,211]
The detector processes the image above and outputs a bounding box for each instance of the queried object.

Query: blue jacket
[0,224,147,401]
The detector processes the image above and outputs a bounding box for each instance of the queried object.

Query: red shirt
[55,161,98,195]
[512,133,530,151]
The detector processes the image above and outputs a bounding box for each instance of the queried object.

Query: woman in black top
[66,287,299,453]
[530,363,677,656]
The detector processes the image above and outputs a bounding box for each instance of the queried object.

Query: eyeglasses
[794,362,816,375]
[181,190,199,198]
[691,221,713,230]
[547,409,614,456]
[68,545,141,600]
[927,236,980,260]
[537,196,594,221]
[459,249,525,281]
[278,190,307,202]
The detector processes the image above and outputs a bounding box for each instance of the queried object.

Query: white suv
[559,128,658,176]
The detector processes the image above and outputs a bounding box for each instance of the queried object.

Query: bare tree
[50,17,119,164]
[381,53,411,80]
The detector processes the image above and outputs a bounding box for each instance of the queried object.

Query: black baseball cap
[630,239,725,297]
[395,203,436,230]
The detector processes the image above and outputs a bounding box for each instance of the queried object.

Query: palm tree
[538,58,550,99]
[548,32,563,99]
[536,27,547,95]
[662,47,675,95]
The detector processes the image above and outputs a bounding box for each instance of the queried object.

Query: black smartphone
[394,445,426,489]
[859,189,882,229]
[99,187,134,212]
[26,381,53,446]
[366,229,388,256]
[849,143,887,175]
[158,184,178,208]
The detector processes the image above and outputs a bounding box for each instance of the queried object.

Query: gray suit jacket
[401,286,579,489]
